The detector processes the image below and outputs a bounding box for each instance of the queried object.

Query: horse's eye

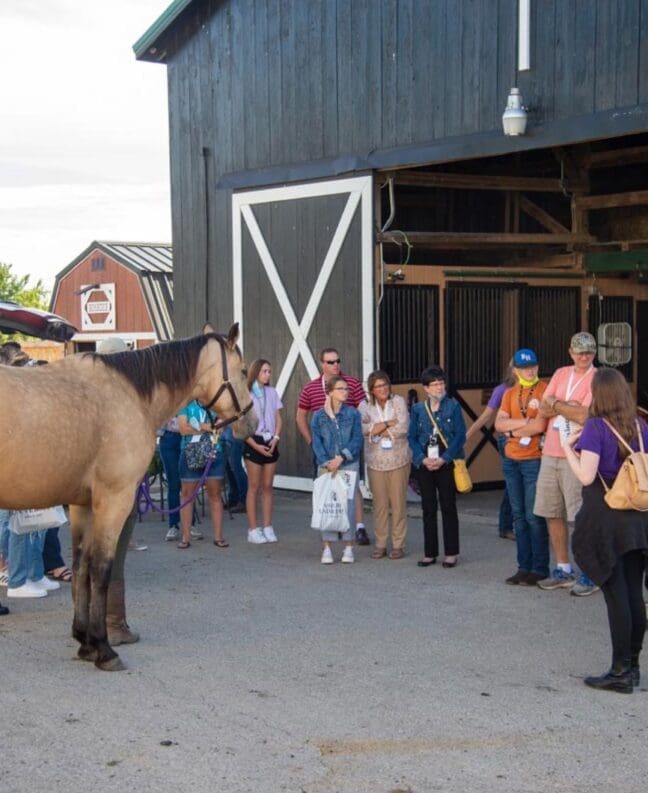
[241,368,248,376]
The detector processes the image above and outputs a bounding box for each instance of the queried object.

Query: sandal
[370,548,387,559]
[176,540,191,549]
[47,567,72,582]
[389,548,404,560]
[213,539,229,548]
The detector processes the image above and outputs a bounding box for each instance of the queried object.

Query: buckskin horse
[0,323,255,670]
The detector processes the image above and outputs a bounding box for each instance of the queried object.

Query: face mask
[517,375,539,388]
[252,381,263,398]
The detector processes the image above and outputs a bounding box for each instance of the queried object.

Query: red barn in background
[50,241,173,352]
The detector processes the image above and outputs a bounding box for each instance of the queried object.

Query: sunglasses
[323,358,341,365]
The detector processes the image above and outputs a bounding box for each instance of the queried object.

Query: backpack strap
[602,418,635,454]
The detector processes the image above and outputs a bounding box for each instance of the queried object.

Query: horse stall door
[232,176,374,490]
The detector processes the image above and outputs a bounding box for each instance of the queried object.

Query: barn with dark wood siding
[135,0,648,489]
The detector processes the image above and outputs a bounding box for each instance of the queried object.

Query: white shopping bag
[311,472,350,532]
[9,506,68,535]
[336,468,357,500]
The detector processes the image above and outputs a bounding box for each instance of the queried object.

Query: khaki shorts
[533,455,583,522]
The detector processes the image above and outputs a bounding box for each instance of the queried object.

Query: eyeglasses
[333,386,348,391]
[323,358,341,365]
[373,383,390,389]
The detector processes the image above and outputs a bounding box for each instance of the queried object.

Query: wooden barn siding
[52,256,154,334]
[163,0,647,338]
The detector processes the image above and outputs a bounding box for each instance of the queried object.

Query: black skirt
[242,435,280,466]
[572,478,648,587]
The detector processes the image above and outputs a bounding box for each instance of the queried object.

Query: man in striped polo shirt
[296,348,370,544]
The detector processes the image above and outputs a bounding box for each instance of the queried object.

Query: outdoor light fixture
[502,87,528,136]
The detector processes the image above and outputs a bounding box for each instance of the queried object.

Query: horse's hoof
[96,655,126,672]
[77,646,98,662]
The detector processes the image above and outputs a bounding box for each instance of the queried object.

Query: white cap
[96,337,128,354]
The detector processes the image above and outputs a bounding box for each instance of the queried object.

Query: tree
[0,262,49,309]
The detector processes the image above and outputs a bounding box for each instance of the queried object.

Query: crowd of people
[2,333,647,694]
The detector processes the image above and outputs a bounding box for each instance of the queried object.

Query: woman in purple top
[466,363,515,539]
[243,359,283,544]
[563,368,648,694]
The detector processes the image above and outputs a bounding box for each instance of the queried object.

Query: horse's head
[197,323,257,439]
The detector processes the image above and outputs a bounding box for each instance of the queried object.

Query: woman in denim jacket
[311,375,363,564]
[408,366,466,568]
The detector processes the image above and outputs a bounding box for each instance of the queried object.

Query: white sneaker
[248,528,268,544]
[263,525,278,543]
[165,527,180,542]
[7,581,48,598]
[321,546,334,564]
[32,576,60,592]
[190,527,204,540]
[341,546,355,564]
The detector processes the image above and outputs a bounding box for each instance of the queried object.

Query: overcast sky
[0,0,172,293]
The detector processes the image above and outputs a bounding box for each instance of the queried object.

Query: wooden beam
[574,190,648,210]
[519,196,570,234]
[391,170,564,192]
[585,144,648,169]
[377,231,593,249]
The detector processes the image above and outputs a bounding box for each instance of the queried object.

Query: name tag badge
[381,437,393,450]
[428,443,439,459]
[553,415,566,432]
[519,436,532,447]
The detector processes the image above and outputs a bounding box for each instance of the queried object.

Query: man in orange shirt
[495,349,549,585]
[534,332,597,595]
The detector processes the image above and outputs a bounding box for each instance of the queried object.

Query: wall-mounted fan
[597,322,632,366]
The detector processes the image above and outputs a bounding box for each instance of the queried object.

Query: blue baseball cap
[513,348,538,367]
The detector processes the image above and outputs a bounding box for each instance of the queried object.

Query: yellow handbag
[424,400,473,493]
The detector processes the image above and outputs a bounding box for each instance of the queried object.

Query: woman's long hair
[247,358,271,391]
[590,367,638,455]
[324,375,346,419]
[502,357,516,387]
[367,370,392,405]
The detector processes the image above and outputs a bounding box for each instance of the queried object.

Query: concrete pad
[2,490,646,792]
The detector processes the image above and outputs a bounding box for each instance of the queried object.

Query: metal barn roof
[133,0,196,62]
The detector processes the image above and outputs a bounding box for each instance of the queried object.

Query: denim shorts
[179,448,225,481]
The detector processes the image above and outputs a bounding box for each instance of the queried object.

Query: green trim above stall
[586,249,648,273]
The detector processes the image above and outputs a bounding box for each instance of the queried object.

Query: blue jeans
[497,434,513,536]
[8,528,46,588]
[223,435,248,503]
[42,527,66,572]
[502,456,549,577]
[159,430,182,528]
[0,509,9,562]
[1,511,51,587]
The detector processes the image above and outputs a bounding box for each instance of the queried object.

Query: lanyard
[258,386,268,432]
[517,383,537,418]
[564,366,593,401]
[374,399,394,422]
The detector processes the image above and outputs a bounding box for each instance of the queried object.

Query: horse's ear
[226,323,240,349]
[202,322,216,335]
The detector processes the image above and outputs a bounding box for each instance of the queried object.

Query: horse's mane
[90,334,224,399]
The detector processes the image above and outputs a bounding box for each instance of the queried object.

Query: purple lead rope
[137,455,214,518]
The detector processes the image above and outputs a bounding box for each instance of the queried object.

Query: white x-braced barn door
[232,176,373,490]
